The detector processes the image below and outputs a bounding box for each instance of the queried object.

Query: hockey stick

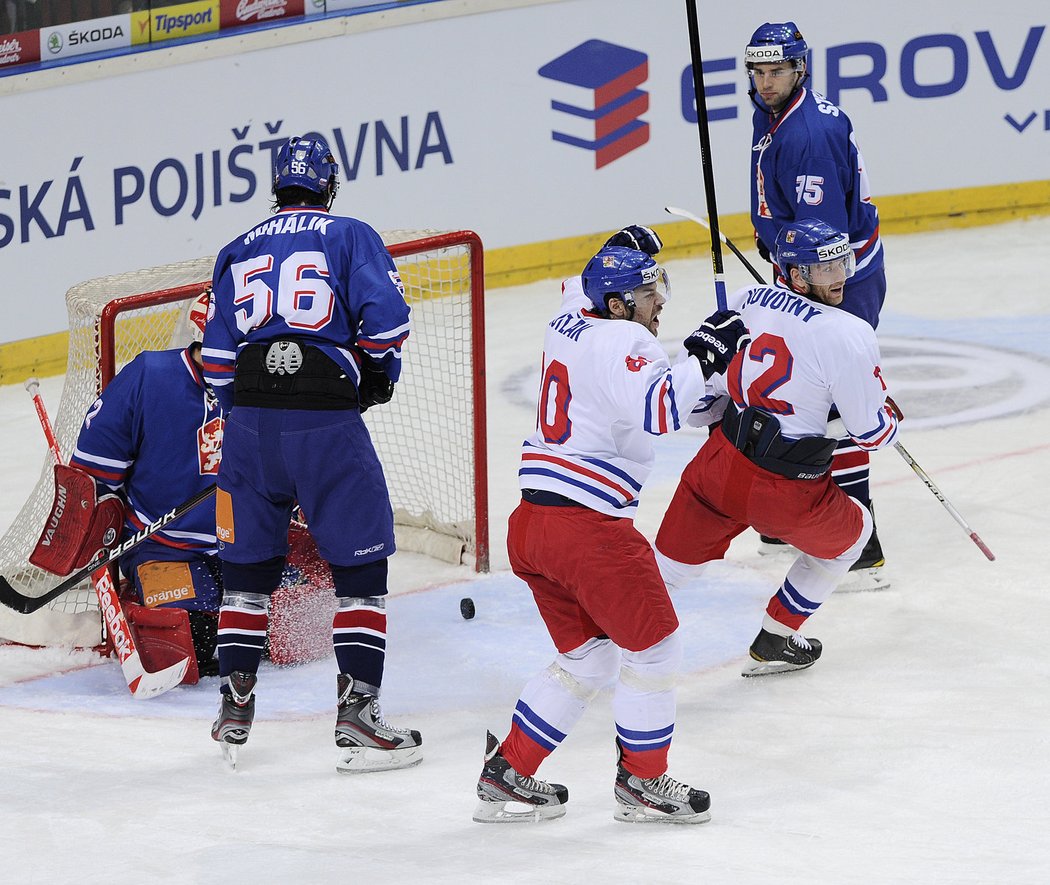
[892,441,995,561]
[666,214,996,560]
[666,206,767,285]
[684,0,727,311]
[21,379,191,697]
[0,483,215,614]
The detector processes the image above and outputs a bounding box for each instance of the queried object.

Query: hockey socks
[216,591,269,679]
[332,596,386,692]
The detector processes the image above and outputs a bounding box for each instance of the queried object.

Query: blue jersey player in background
[745,22,889,588]
[203,135,421,772]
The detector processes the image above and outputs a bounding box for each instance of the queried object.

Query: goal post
[0,230,488,648]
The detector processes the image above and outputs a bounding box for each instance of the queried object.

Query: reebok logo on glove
[684,310,751,380]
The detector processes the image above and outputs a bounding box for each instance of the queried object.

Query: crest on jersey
[198,416,224,475]
[388,269,406,298]
[625,354,651,372]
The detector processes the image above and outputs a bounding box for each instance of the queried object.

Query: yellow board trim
[3,180,1048,384]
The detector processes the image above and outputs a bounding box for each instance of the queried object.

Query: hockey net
[0,230,487,648]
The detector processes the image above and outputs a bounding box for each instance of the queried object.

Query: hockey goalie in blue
[64,293,224,679]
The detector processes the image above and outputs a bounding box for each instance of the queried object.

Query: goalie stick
[2,382,217,611]
[665,208,997,562]
[19,379,192,697]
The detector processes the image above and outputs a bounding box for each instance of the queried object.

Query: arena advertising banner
[0,31,41,68]
[219,0,306,30]
[39,15,132,62]
[0,0,1047,341]
[131,1,221,45]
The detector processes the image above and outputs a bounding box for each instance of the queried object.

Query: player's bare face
[798,266,846,306]
[750,63,799,113]
[808,280,846,306]
[631,284,665,335]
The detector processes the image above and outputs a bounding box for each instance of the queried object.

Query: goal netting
[0,230,487,648]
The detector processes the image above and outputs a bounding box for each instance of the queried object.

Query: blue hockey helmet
[581,246,669,317]
[775,219,856,288]
[744,22,809,69]
[273,135,340,204]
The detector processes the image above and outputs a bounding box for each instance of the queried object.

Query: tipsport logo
[538,39,650,169]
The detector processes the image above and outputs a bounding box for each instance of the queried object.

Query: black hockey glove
[358,360,394,412]
[684,310,751,380]
[754,231,772,264]
[604,225,663,255]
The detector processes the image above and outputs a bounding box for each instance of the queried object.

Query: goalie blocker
[30,463,124,576]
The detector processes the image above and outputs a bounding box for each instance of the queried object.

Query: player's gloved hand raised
[605,225,663,255]
[358,360,394,412]
[684,310,751,380]
[754,230,772,264]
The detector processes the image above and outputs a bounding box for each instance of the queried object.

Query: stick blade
[0,576,38,614]
[129,654,190,700]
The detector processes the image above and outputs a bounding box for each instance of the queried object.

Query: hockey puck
[460,597,476,620]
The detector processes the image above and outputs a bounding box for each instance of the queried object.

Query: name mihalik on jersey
[242,213,333,245]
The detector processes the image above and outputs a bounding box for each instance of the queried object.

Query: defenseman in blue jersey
[69,293,223,677]
[203,135,420,772]
[745,22,888,586]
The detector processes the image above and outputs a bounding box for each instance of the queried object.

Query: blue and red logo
[538,39,650,169]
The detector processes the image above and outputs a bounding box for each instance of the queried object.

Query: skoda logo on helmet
[640,266,660,284]
[745,46,786,63]
[817,238,852,261]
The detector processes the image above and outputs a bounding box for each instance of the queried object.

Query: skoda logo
[47,32,63,54]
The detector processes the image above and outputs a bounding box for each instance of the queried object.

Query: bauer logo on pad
[538,39,651,169]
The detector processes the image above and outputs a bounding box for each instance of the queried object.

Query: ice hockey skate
[473,731,568,823]
[757,534,797,556]
[334,674,422,773]
[742,628,822,677]
[211,670,257,770]
[613,741,710,824]
[836,521,890,592]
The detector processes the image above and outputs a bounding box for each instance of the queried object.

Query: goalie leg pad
[123,601,199,685]
[29,465,124,575]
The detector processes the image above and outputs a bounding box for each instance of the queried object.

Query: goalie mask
[581,246,670,319]
[273,135,340,208]
[186,287,210,343]
[775,218,856,289]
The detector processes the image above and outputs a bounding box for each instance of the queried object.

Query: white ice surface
[1,219,1048,883]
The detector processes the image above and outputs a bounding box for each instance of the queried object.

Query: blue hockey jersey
[70,347,223,573]
[202,207,411,412]
[751,87,884,283]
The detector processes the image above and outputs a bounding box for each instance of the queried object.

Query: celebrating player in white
[474,227,749,824]
[655,219,902,676]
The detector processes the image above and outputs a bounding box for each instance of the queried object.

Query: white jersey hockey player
[655,218,902,676]
[475,232,750,824]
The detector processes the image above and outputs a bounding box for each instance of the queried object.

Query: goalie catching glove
[684,310,751,380]
[29,464,125,575]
